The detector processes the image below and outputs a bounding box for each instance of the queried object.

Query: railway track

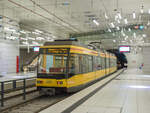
[1,93,70,113]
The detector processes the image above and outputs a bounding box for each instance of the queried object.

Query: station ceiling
[0,0,150,49]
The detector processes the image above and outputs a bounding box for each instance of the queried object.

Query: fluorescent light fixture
[28,37,35,40]
[125,36,128,40]
[20,37,28,41]
[32,31,40,35]
[133,11,136,19]
[117,20,120,23]
[35,29,43,33]
[117,12,122,19]
[22,41,29,45]
[4,27,16,32]
[141,8,144,13]
[122,33,126,37]
[52,36,57,39]
[105,13,108,19]
[142,34,147,37]
[128,28,131,32]
[14,32,20,35]
[20,30,26,34]
[93,19,99,26]
[147,21,150,26]
[115,15,118,21]
[110,22,115,28]
[6,36,17,40]
[121,30,125,36]
[108,29,111,32]
[113,40,116,42]
[116,26,120,30]
[36,37,44,40]
[124,18,128,24]
[133,32,136,38]
[148,9,150,14]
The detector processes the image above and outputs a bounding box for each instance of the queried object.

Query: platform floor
[72,69,150,113]
[40,69,150,113]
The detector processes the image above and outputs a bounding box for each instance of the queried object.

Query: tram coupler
[39,88,55,96]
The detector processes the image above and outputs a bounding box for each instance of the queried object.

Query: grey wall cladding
[0,39,19,74]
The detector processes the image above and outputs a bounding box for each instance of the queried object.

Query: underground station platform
[38,68,150,113]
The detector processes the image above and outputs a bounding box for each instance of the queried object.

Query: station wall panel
[142,47,150,74]
[125,53,143,69]
[0,39,19,74]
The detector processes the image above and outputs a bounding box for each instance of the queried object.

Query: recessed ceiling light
[20,30,26,34]
[117,20,120,23]
[148,9,150,14]
[142,34,147,37]
[108,29,111,32]
[117,12,122,19]
[133,32,136,38]
[116,26,120,30]
[147,21,150,26]
[128,28,131,31]
[113,40,116,42]
[93,19,99,26]
[124,18,128,24]
[140,8,144,13]
[133,11,136,19]
[22,41,29,45]
[110,22,115,28]
[35,29,43,33]
[105,13,108,19]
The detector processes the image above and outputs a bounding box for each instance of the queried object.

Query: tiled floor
[72,69,150,113]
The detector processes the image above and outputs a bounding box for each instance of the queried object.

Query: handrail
[24,53,40,66]
[0,77,36,107]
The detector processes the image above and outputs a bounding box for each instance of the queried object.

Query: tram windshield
[38,48,68,74]
[38,48,80,76]
[38,54,68,74]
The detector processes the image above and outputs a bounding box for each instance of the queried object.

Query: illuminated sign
[40,48,68,54]
[139,25,144,30]
[33,46,40,52]
[134,26,139,29]
[119,46,130,53]
[134,25,144,30]
[48,49,68,54]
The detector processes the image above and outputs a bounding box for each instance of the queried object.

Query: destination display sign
[40,48,68,54]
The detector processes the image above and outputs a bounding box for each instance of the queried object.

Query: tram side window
[78,55,93,74]
[110,58,114,67]
[111,58,117,67]
[101,57,105,69]
[69,55,80,75]
[88,56,93,72]
[106,58,110,68]
[82,55,88,73]
[97,57,101,70]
